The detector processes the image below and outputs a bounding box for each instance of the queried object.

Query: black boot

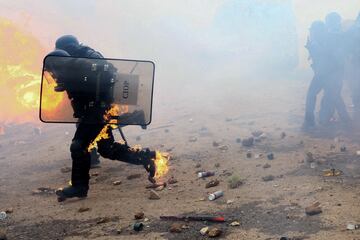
[56,185,88,202]
[138,148,156,183]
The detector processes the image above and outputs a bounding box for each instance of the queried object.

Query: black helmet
[55,35,79,51]
[325,12,342,32]
[46,49,70,57]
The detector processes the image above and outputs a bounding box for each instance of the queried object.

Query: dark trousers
[70,123,143,186]
[304,75,324,125]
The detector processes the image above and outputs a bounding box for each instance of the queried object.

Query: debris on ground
[242,137,254,147]
[267,153,274,160]
[149,190,160,200]
[305,202,322,216]
[134,212,144,220]
[169,223,183,233]
[214,163,220,168]
[4,208,13,214]
[113,180,122,186]
[208,227,222,237]
[200,227,209,235]
[226,199,234,204]
[219,145,228,151]
[263,163,271,169]
[255,153,263,159]
[205,179,220,188]
[0,212,6,221]
[168,177,178,184]
[127,173,142,180]
[97,217,110,224]
[346,223,359,230]
[160,215,225,222]
[251,131,263,137]
[229,221,240,226]
[322,169,342,177]
[32,187,55,195]
[262,175,275,182]
[133,222,144,232]
[198,171,215,178]
[60,167,71,173]
[209,190,224,201]
[227,175,243,189]
[212,141,221,147]
[340,146,346,152]
[78,207,90,213]
[189,136,198,142]
[195,163,201,168]
[246,151,252,158]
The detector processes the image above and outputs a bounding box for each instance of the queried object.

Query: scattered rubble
[226,199,234,205]
[97,217,110,224]
[246,151,252,158]
[134,212,144,220]
[214,163,220,168]
[195,163,201,168]
[263,163,271,169]
[230,221,240,226]
[262,175,275,182]
[208,190,224,201]
[251,131,263,137]
[227,175,243,189]
[32,187,55,195]
[133,222,144,232]
[346,223,359,230]
[305,152,314,163]
[169,223,183,233]
[149,190,160,200]
[305,202,322,216]
[78,207,90,213]
[242,137,254,147]
[127,174,142,180]
[198,171,215,178]
[200,227,209,235]
[322,169,342,177]
[113,180,122,186]
[208,227,222,237]
[168,177,178,184]
[212,141,221,147]
[60,167,71,173]
[219,145,228,151]
[0,212,6,221]
[205,179,220,188]
[267,153,274,160]
[189,137,198,142]
[4,208,13,214]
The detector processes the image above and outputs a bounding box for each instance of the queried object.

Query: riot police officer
[47,35,156,201]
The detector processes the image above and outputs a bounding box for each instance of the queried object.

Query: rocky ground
[0,79,360,240]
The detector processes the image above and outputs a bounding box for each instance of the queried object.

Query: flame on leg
[154,151,169,180]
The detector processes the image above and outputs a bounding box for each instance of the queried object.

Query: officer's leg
[304,75,323,127]
[97,127,156,181]
[57,123,104,201]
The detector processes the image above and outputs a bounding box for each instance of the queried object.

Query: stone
[214,163,220,168]
[251,131,263,137]
[212,141,221,147]
[113,180,122,185]
[228,175,243,189]
[246,151,252,158]
[169,223,182,233]
[263,163,271,169]
[205,179,220,188]
[168,177,178,184]
[208,227,222,237]
[127,173,142,180]
[242,137,254,147]
[219,145,228,151]
[78,207,90,213]
[4,208,13,214]
[305,152,314,163]
[226,199,234,204]
[60,167,71,173]
[305,202,322,216]
[262,175,275,182]
[149,190,160,200]
[200,227,209,235]
[267,153,274,160]
[97,217,110,224]
[134,212,144,220]
[229,221,240,226]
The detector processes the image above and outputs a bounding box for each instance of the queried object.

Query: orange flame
[87,104,128,152]
[154,151,170,180]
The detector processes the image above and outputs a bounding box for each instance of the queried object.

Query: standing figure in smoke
[303,20,328,129]
[45,35,157,202]
[318,12,350,126]
[345,13,360,121]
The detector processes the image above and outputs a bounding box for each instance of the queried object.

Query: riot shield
[40,56,154,126]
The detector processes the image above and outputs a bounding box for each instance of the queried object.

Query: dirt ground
[0,79,360,240]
